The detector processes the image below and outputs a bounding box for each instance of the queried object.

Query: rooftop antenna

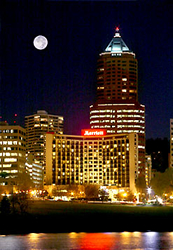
[114,26,121,37]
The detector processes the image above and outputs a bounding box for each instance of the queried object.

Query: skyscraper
[90,28,145,175]
[170,119,173,168]
[25,110,64,166]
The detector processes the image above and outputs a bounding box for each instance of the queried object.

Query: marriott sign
[81,129,107,136]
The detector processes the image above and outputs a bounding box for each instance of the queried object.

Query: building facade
[45,130,138,193]
[170,119,173,167]
[90,28,145,176]
[25,159,43,188]
[25,110,64,166]
[0,124,26,179]
[145,155,152,187]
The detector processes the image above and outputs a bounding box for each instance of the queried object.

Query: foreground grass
[28,200,173,216]
[1,200,173,234]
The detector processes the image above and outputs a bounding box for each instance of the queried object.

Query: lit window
[4,158,17,162]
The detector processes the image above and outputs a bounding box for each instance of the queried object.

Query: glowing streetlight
[147,187,152,201]
[147,187,152,194]
[123,192,127,198]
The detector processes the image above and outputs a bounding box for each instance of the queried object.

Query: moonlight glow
[33,35,48,50]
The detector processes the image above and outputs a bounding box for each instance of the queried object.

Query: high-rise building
[25,110,64,166]
[45,130,138,193]
[0,123,26,179]
[170,119,173,167]
[95,28,138,103]
[90,28,145,176]
[0,122,43,188]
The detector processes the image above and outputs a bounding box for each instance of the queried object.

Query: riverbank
[1,200,173,234]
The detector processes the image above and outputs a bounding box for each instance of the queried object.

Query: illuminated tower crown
[96,28,138,103]
[105,27,131,53]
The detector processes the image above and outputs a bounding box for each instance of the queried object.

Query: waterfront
[1,201,173,234]
[1,232,173,249]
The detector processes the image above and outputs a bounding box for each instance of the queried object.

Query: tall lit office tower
[170,119,173,167]
[25,110,64,166]
[90,28,145,175]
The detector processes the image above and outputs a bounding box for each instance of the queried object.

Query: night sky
[1,0,173,139]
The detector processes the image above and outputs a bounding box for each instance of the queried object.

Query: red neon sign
[81,129,106,137]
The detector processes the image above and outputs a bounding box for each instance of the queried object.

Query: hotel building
[25,110,64,166]
[0,124,26,178]
[90,28,145,176]
[45,130,138,193]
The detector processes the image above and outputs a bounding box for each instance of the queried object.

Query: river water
[1,232,173,249]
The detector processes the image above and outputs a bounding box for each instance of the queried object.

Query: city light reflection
[120,231,131,246]
[69,232,78,238]
[144,232,159,249]
[28,233,44,242]
[121,231,131,236]
[78,233,116,250]
[133,231,142,236]
[1,233,173,249]
[28,233,39,239]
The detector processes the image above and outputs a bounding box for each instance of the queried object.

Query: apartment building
[0,124,26,179]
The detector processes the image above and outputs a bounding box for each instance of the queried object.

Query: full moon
[33,35,48,50]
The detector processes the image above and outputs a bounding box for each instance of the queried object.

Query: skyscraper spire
[105,27,131,53]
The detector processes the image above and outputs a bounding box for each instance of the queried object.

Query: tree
[126,191,135,202]
[67,185,81,198]
[150,172,167,196]
[84,185,99,200]
[99,189,109,201]
[11,193,29,214]
[135,176,146,194]
[15,172,33,191]
[66,185,85,199]
[0,196,11,215]
[151,168,173,197]
[9,172,33,214]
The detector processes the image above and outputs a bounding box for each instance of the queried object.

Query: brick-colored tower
[90,28,145,177]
